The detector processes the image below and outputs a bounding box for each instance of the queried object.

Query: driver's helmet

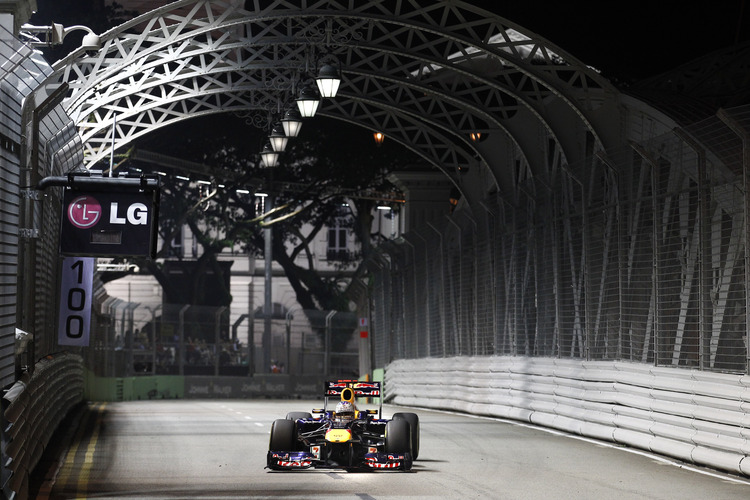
[335,401,356,422]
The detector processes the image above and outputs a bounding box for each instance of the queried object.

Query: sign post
[35,173,161,349]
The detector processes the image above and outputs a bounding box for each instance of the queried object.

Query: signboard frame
[58,176,160,258]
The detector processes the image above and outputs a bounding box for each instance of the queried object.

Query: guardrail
[384,356,750,476]
[2,353,84,498]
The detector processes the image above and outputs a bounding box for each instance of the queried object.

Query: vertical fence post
[149,305,161,376]
[178,305,189,376]
[401,237,419,357]
[631,142,661,366]
[427,222,447,357]
[325,311,337,376]
[214,306,226,376]
[717,110,750,374]
[445,217,464,355]
[462,213,479,356]
[561,165,588,359]
[596,152,623,359]
[480,201,498,356]
[411,232,430,357]
[675,129,711,370]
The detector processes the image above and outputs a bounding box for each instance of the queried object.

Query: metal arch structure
[42,0,619,208]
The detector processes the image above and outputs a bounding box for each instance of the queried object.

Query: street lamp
[268,123,288,152]
[316,63,341,98]
[373,131,385,146]
[280,108,303,138]
[296,85,321,118]
[260,142,279,167]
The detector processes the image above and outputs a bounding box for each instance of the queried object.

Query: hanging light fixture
[373,131,385,146]
[268,123,289,152]
[280,108,303,138]
[315,63,341,98]
[260,142,279,167]
[296,85,320,118]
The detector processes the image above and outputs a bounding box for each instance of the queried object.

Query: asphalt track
[30,400,750,499]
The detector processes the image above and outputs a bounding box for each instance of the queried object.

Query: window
[327,219,349,261]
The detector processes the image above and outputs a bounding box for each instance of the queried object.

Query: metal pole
[285,307,299,374]
[674,129,711,369]
[426,222,447,357]
[479,201,498,356]
[717,110,750,374]
[263,192,273,373]
[401,237,418,357]
[630,141,661,366]
[109,114,116,177]
[325,311,337,376]
[178,304,189,376]
[411,231,430,357]
[215,306,226,376]
[446,217,463,355]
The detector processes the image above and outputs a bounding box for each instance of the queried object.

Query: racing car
[266,380,419,471]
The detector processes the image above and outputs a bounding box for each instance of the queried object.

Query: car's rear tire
[392,412,420,460]
[285,411,312,421]
[269,419,296,451]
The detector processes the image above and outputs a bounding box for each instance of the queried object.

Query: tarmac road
[30,400,750,499]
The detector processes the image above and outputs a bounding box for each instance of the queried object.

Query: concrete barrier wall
[384,356,750,476]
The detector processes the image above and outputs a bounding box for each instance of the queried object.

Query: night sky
[474,0,749,83]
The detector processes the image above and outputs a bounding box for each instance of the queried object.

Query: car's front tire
[392,412,420,460]
[269,418,296,451]
[385,419,413,471]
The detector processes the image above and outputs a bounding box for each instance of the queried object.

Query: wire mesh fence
[83,301,360,378]
[371,104,750,375]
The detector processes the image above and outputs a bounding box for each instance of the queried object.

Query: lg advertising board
[57,185,159,346]
[60,189,158,258]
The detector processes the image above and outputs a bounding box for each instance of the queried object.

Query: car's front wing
[266,451,411,471]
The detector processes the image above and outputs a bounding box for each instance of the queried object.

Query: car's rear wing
[325,380,381,397]
[323,380,382,417]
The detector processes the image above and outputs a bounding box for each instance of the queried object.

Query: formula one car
[266,380,419,471]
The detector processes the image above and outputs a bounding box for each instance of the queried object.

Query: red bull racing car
[266,380,419,471]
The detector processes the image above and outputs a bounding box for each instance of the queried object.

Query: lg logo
[67,195,101,228]
[67,195,149,228]
[109,201,149,225]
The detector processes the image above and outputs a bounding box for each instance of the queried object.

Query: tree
[114,114,418,348]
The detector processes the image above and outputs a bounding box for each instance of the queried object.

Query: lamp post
[262,190,273,374]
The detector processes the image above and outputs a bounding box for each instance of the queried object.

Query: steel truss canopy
[44,0,620,207]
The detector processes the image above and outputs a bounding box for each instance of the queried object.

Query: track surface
[31,400,750,499]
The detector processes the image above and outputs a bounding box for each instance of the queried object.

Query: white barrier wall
[384,356,750,476]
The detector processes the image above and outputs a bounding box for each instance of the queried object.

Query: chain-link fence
[371,104,750,375]
[83,301,360,378]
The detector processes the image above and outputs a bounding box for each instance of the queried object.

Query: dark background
[30,0,750,84]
